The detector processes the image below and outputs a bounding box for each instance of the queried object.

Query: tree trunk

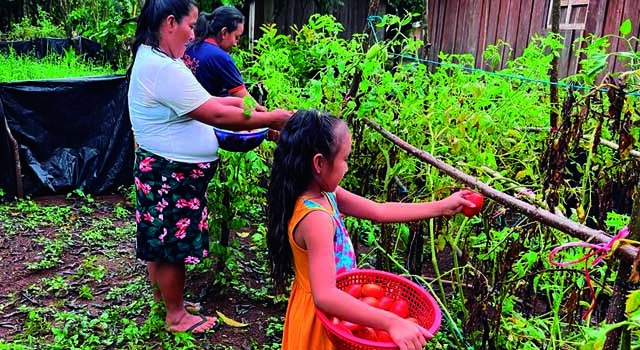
[422,0,430,59]
[4,118,23,198]
[603,188,640,349]
[216,165,232,273]
[376,147,397,271]
[549,0,560,130]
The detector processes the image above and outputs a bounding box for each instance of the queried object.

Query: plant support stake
[362,117,638,262]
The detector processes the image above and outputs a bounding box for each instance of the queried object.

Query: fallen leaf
[236,231,250,238]
[216,311,248,327]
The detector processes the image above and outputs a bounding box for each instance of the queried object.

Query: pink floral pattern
[190,169,204,179]
[139,157,155,172]
[134,148,218,264]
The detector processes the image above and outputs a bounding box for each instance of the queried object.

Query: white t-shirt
[128,45,219,163]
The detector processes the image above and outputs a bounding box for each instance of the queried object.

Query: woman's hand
[437,189,477,216]
[268,109,293,130]
[387,317,432,350]
[266,129,280,142]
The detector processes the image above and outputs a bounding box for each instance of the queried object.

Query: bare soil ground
[0,194,285,349]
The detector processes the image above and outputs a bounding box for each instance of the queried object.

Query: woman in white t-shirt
[128,0,291,334]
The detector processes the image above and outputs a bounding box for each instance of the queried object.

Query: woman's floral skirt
[134,148,218,264]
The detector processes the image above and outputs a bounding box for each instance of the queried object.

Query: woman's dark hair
[194,6,244,43]
[267,110,348,294]
[127,0,197,75]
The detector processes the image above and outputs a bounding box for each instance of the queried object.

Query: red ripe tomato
[462,191,484,217]
[334,322,353,335]
[377,296,394,310]
[361,283,385,299]
[354,327,378,341]
[376,330,393,342]
[340,321,360,332]
[345,284,362,298]
[361,296,379,308]
[389,299,410,318]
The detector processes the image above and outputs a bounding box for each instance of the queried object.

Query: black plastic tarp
[0,75,133,197]
[0,98,16,197]
[0,37,115,64]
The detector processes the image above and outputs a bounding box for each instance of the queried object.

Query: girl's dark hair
[267,110,348,294]
[127,0,197,76]
[194,6,244,44]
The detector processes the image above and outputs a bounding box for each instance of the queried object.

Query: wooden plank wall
[427,0,640,78]
[252,0,371,40]
[593,0,640,73]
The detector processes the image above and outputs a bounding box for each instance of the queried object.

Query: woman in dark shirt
[183,6,250,99]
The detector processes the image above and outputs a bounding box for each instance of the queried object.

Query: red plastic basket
[315,269,442,350]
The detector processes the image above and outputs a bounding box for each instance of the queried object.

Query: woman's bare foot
[153,300,202,315]
[166,312,219,333]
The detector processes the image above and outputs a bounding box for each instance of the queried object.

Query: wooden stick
[4,117,23,198]
[362,117,638,262]
[477,165,566,217]
[596,137,640,158]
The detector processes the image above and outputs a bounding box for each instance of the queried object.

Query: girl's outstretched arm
[299,211,430,350]
[335,186,477,222]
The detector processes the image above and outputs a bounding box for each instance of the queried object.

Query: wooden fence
[250,0,372,39]
[426,0,640,77]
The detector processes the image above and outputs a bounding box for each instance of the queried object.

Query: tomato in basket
[362,283,385,299]
[345,284,362,298]
[354,327,378,341]
[389,299,410,318]
[360,296,379,308]
[377,296,394,311]
[376,330,393,343]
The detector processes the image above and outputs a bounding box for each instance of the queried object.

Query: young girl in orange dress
[266,110,476,350]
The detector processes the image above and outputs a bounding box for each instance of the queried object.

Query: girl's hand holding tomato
[461,191,484,216]
[438,189,480,216]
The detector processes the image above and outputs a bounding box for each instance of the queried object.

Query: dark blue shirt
[183,39,245,97]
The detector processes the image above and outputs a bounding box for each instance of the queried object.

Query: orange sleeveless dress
[281,192,357,350]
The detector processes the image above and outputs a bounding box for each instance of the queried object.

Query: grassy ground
[0,49,120,82]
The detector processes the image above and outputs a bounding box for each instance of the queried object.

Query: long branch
[362,117,637,262]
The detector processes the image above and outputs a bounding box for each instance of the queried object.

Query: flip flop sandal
[185,315,210,333]
[185,315,220,334]
[168,315,220,334]
[184,301,202,314]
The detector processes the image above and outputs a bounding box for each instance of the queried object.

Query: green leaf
[626,290,640,314]
[620,19,632,36]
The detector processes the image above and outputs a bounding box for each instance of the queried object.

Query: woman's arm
[230,87,249,98]
[230,89,267,112]
[300,211,429,350]
[187,97,290,131]
[335,186,476,222]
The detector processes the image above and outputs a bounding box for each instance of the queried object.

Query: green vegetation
[2,10,640,350]
[0,48,119,82]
